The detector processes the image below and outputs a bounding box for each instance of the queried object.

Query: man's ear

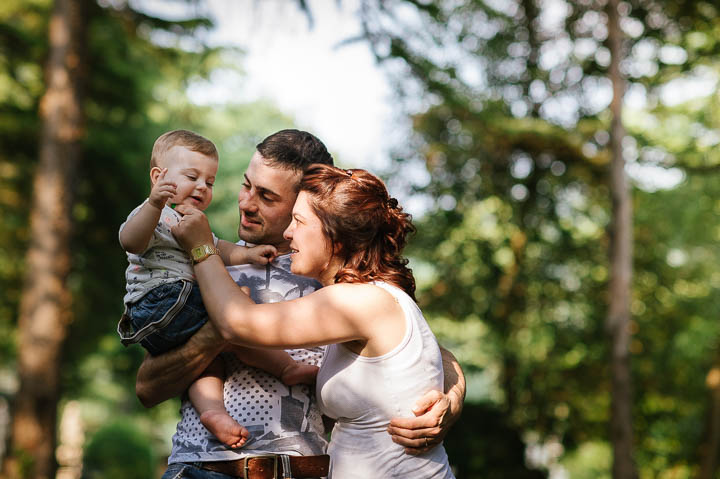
[150,166,163,186]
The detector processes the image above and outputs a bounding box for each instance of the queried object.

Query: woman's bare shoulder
[319,282,400,311]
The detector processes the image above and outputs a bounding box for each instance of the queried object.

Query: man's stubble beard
[238,207,292,249]
[237,224,265,245]
[238,221,287,248]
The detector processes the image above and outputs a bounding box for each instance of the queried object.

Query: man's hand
[387,390,454,455]
[388,346,465,455]
[172,205,214,253]
[136,321,226,407]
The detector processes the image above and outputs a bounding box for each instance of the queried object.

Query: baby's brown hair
[151,129,218,168]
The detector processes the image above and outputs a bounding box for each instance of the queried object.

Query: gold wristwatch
[191,244,219,264]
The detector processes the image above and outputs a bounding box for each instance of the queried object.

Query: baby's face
[156,146,218,211]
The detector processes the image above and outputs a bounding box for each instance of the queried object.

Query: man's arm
[135,322,226,407]
[387,346,466,455]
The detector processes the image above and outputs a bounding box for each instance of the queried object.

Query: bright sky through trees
[134,0,399,170]
[131,0,694,194]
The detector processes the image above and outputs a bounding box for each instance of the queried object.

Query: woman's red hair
[299,164,417,300]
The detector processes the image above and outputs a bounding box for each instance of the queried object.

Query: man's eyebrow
[244,174,280,198]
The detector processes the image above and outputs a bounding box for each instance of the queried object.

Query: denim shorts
[118,280,207,356]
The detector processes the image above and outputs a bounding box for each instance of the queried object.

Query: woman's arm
[136,322,225,407]
[194,254,380,349]
[387,346,466,455]
[171,207,383,350]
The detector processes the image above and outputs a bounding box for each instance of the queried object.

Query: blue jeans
[162,463,235,479]
[118,280,207,356]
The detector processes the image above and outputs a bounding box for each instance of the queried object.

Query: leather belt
[198,454,330,478]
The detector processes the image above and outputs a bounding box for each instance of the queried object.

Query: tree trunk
[605,1,637,478]
[5,0,86,477]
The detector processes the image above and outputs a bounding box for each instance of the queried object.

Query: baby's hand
[246,244,278,265]
[149,168,177,210]
[281,362,319,386]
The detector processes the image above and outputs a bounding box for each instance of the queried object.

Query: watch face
[192,245,211,260]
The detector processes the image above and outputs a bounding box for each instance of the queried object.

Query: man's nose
[238,190,257,211]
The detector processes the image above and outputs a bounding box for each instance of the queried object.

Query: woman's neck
[319,256,344,287]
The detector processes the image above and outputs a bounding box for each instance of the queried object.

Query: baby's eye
[207,182,214,188]
[186,175,197,180]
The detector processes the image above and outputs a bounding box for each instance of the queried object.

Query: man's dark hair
[256,129,334,171]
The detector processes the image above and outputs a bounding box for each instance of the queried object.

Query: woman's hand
[172,205,214,253]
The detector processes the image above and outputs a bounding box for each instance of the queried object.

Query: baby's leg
[189,357,249,448]
[228,345,318,385]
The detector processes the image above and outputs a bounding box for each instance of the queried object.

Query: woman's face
[283,191,335,284]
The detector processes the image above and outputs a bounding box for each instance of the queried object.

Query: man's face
[237,151,302,252]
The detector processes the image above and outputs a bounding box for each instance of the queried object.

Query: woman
[176,164,454,478]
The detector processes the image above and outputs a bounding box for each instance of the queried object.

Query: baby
[118,129,316,448]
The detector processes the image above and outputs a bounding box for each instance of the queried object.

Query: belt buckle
[243,454,279,479]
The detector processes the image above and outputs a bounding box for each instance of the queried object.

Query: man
[136,129,466,478]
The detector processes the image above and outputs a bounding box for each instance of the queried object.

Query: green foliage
[61,1,224,400]
[354,0,720,475]
[58,3,296,406]
[82,419,154,479]
[444,402,547,478]
[2,0,719,476]
[186,99,296,241]
[560,441,612,479]
[0,0,49,365]
[0,0,301,469]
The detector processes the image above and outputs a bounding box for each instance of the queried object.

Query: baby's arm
[217,239,277,266]
[228,344,318,386]
[120,168,176,254]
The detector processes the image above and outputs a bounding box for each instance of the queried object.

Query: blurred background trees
[0,0,719,477]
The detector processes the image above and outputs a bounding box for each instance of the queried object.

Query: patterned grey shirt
[167,251,328,464]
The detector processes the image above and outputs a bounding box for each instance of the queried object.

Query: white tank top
[316,282,455,478]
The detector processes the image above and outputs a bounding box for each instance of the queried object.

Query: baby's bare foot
[200,409,249,448]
